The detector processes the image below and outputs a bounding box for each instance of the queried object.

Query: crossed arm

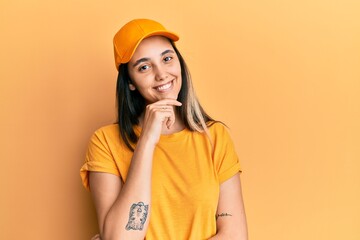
[89,135,155,240]
[89,171,248,240]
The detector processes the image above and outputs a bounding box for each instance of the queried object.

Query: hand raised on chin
[140,99,182,145]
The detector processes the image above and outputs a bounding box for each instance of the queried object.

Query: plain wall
[0,0,359,239]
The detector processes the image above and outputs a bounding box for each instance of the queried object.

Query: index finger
[153,99,182,106]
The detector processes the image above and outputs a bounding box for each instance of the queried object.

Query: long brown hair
[116,40,215,151]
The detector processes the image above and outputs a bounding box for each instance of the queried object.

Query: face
[127,36,182,104]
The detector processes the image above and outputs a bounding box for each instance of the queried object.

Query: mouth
[154,80,174,92]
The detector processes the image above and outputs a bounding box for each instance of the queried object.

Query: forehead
[130,36,174,61]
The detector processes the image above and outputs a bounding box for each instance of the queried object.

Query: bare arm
[89,137,154,240]
[209,173,248,240]
[89,99,182,240]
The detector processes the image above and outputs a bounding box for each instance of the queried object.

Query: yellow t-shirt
[80,122,241,240]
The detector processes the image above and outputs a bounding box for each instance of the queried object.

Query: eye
[138,64,150,72]
[164,56,173,62]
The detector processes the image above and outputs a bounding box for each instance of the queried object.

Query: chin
[167,93,180,100]
[156,91,179,100]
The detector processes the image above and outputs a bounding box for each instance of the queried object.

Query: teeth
[157,81,172,91]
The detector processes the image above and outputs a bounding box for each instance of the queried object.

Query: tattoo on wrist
[125,202,149,231]
[216,212,233,220]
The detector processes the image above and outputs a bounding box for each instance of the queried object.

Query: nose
[154,65,168,81]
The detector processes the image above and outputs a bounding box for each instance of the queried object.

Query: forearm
[102,137,155,240]
[209,225,248,240]
[209,227,248,240]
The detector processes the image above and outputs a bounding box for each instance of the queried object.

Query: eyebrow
[132,49,175,68]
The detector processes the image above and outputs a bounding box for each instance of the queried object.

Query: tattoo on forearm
[216,212,233,220]
[125,202,149,231]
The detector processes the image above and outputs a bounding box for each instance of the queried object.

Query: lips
[154,80,173,92]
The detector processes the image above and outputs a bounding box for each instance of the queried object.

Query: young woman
[80,19,248,240]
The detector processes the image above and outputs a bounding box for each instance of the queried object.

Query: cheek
[175,65,182,85]
[131,74,153,88]
[129,68,147,84]
[169,63,182,78]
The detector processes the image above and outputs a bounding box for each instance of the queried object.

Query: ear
[129,83,136,91]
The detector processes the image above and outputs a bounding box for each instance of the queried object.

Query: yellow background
[1,0,359,239]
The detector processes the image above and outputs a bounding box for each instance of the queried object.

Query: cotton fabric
[80,122,241,240]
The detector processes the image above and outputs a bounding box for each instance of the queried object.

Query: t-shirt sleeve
[80,129,120,191]
[213,123,242,184]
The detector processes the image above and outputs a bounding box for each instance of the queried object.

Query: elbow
[101,230,124,240]
[100,233,121,240]
[101,227,119,240]
[100,232,111,240]
[101,219,123,240]
[101,227,146,240]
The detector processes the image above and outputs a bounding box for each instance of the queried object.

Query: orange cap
[113,19,179,70]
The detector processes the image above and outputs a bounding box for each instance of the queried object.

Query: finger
[91,234,100,240]
[167,117,174,129]
[158,106,173,111]
[146,104,171,112]
[149,103,178,115]
[144,104,176,130]
[145,101,181,116]
[166,109,176,129]
[151,99,182,107]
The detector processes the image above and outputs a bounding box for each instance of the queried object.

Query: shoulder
[93,124,119,137]
[88,124,121,147]
[207,121,237,150]
[91,123,138,152]
[94,123,119,134]
[207,121,229,138]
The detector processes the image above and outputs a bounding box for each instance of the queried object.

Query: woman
[80,19,248,240]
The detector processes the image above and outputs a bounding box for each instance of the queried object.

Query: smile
[154,80,173,92]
